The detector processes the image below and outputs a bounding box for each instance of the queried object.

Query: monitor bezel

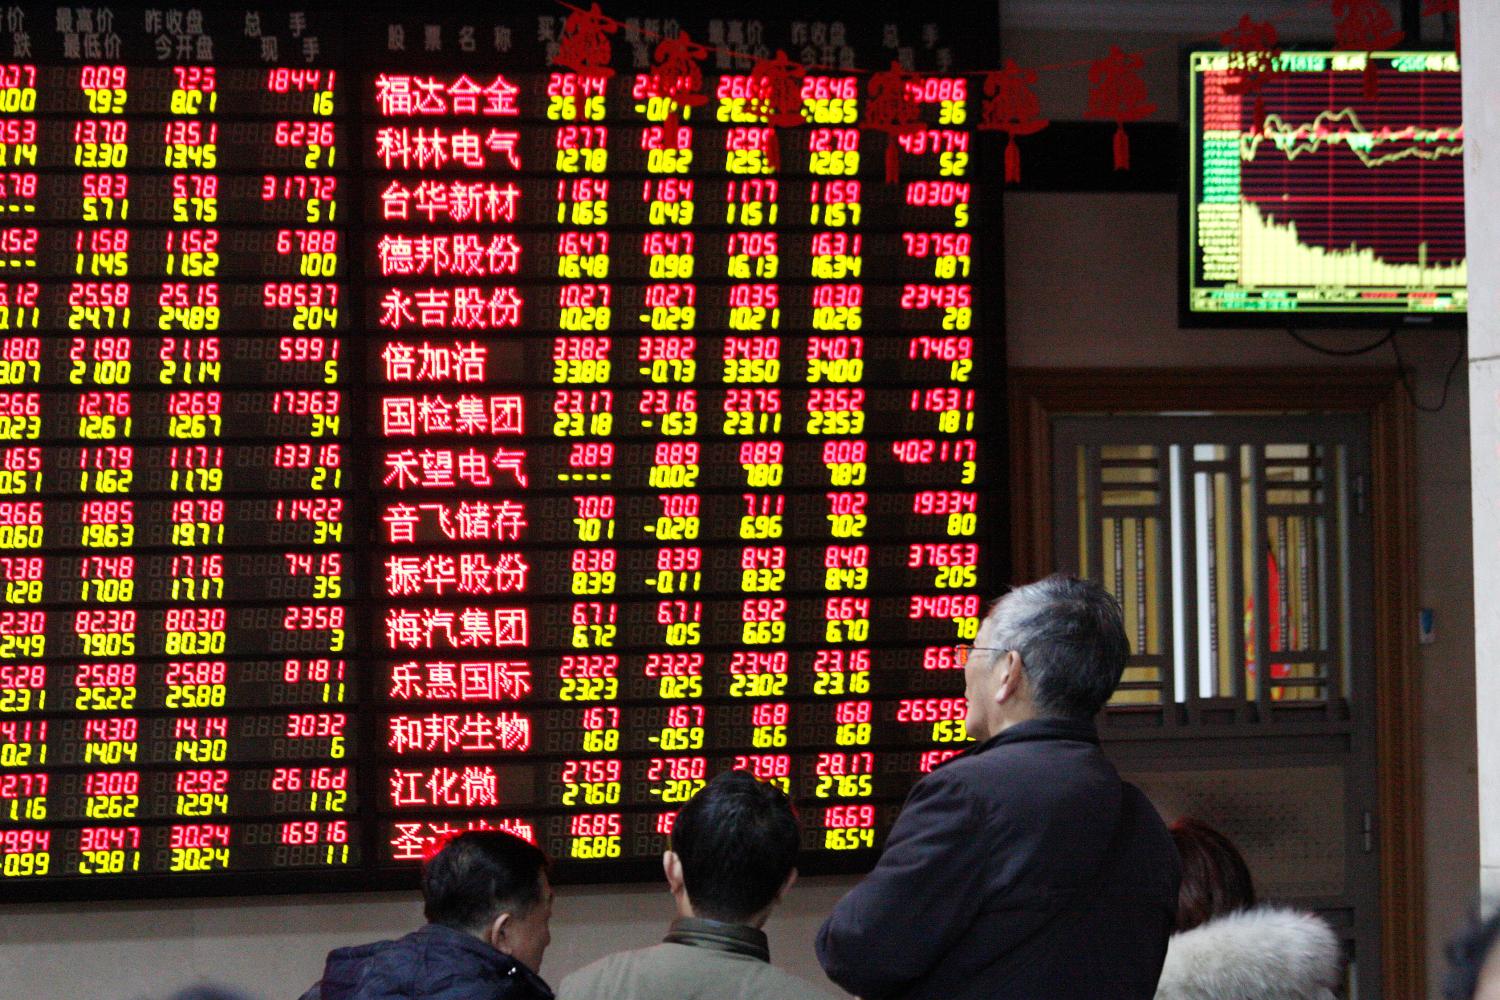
[1177,46,1467,330]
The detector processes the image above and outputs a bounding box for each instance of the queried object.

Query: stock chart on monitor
[1186,50,1466,322]
[0,4,1000,899]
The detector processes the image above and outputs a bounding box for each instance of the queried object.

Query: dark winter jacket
[299,923,554,1000]
[816,717,1180,1000]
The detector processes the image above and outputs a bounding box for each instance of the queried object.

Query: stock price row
[2,539,967,604]
[0,385,968,440]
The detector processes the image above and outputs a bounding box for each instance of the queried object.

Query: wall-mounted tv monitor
[1183,50,1465,326]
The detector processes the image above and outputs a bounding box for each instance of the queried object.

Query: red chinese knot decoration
[1219,14,1283,134]
[1332,0,1404,101]
[865,61,923,184]
[554,2,618,79]
[1084,45,1156,171]
[747,49,807,172]
[979,60,1049,184]
[648,30,710,132]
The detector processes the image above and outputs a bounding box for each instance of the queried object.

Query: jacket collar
[416,924,556,999]
[959,716,1100,761]
[663,917,771,963]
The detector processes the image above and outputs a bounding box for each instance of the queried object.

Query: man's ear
[663,850,685,894]
[775,867,798,904]
[486,911,512,951]
[994,649,1025,705]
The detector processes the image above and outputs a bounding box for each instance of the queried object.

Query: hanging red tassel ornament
[1332,0,1404,101]
[979,60,1049,185]
[865,61,923,184]
[1219,14,1283,135]
[747,49,807,173]
[1111,126,1131,169]
[554,2,619,79]
[1422,0,1460,56]
[647,30,709,133]
[1084,46,1156,171]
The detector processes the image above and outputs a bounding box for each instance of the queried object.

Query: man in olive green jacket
[557,771,831,1000]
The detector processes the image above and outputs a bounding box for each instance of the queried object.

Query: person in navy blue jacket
[300,830,555,1000]
[816,575,1180,1000]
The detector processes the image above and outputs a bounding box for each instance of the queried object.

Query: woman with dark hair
[1153,817,1342,1000]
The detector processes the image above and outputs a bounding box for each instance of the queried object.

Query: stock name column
[368,24,541,863]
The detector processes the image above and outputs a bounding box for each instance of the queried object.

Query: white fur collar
[1154,907,1342,1000]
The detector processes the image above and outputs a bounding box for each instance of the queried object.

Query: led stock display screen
[0,3,999,899]
[1185,49,1465,323]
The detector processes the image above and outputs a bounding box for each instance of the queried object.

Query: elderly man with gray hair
[816,575,1180,1000]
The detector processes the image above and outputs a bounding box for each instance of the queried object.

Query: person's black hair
[985,574,1130,719]
[672,769,800,923]
[422,830,550,932]
[1445,904,1500,999]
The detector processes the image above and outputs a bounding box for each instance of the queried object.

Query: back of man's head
[672,770,800,923]
[422,830,549,933]
[985,573,1130,720]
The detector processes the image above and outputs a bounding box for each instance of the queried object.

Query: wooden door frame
[1009,367,1423,998]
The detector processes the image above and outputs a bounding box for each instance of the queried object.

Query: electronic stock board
[0,2,1000,898]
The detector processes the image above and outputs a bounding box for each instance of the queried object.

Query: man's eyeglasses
[954,645,1007,667]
